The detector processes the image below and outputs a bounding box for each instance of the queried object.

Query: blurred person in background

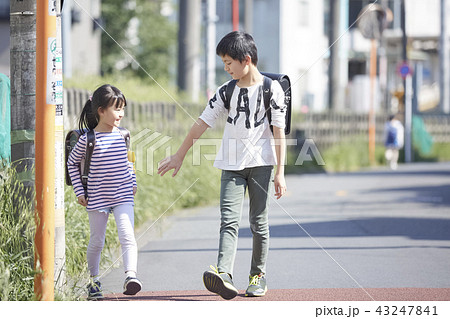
[384,114,404,170]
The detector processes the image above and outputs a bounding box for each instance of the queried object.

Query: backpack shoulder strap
[225,80,237,110]
[81,130,96,189]
[263,76,273,125]
[65,129,82,186]
[118,127,131,150]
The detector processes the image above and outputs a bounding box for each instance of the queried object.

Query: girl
[67,84,142,300]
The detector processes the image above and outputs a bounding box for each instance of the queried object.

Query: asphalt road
[100,162,450,301]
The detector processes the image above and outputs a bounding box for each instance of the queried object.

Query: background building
[347,0,448,115]
[61,0,102,77]
[214,0,328,112]
[1,0,449,114]
[211,0,449,114]
[0,0,101,78]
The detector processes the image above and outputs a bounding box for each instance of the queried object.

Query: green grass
[0,165,35,301]
[60,132,450,300]
[320,137,386,172]
[4,70,450,299]
[64,73,206,105]
[59,75,219,299]
[412,142,450,162]
[286,136,389,174]
[286,135,450,174]
[1,73,220,299]
[62,131,221,300]
[3,132,450,300]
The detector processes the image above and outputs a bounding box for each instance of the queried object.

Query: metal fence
[418,114,450,144]
[64,88,183,133]
[292,113,387,150]
[293,112,450,151]
[64,88,450,149]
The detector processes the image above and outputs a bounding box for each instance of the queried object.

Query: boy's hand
[158,154,183,177]
[133,186,137,196]
[274,173,287,199]
[77,195,88,207]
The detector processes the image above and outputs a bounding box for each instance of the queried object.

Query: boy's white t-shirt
[199,79,286,171]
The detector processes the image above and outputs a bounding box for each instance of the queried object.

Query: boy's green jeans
[217,165,273,277]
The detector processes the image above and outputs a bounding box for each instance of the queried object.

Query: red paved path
[103,288,450,301]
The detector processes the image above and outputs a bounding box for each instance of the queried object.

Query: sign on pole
[397,61,413,79]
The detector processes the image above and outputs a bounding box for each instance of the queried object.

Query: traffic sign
[397,61,413,79]
[357,4,392,40]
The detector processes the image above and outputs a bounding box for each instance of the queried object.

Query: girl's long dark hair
[78,84,127,132]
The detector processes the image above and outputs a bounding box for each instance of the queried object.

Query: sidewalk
[101,162,450,301]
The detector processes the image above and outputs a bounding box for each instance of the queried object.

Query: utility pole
[62,0,72,78]
[368,37,377,165]
[440,0,449,114]
[232,0,239,31]
[244,0,253,34]
[11,0,64,299]
[329,0,348,111]
[357,3,388,166]
[34,0,57,301]
[177,0,201,103]
[327,0,334,110]
[400,0,412,162]
[206,0,217,99]
[10,0,36,197]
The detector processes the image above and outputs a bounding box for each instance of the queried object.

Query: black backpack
[385,125,398,146]
[224,72,291,135]
[65,128,131,197]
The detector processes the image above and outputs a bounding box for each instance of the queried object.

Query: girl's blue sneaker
[87,281,104,300]
[123,277,142,295]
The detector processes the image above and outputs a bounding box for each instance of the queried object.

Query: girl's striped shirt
[67,129,137,211]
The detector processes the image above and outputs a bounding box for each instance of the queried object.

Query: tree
[101,0,176,81]
[101,0,134,74]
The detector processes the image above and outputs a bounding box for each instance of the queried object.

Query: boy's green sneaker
[203,265,238,300]
[245,273,267,297]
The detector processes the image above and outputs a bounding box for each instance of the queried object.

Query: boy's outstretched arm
[272,126,287,199]
[157,119,209,177]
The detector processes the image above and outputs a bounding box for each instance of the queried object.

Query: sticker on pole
[46,38,63,105]
[49,0,57,16]
[397,61,413,79]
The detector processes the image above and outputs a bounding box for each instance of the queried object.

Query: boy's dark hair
[216,31,258,66]
[78,84,127,132]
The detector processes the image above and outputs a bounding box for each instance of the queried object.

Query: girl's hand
[133,186,137,196]
[78,195,88,207]
[274,173,287,200]
[157,153,183,177]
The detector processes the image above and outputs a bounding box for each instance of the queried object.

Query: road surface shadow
[240,217,450,241]
[363,184,450,206]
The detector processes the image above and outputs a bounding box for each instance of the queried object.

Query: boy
[157,31,287,299]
